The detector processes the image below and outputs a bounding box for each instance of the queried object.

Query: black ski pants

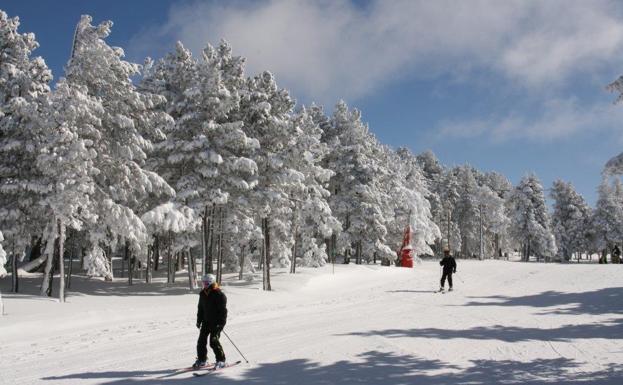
[440,272,453,289]
[197,325,226,362]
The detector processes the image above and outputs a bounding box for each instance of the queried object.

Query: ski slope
[1,260,622,384]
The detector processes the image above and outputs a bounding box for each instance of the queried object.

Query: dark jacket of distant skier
[440,255,457,274]
[197,285,228,331]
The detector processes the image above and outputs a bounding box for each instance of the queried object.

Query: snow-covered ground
[1,260,622,384]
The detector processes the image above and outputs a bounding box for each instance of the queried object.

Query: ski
[192,360,242,377]
[158,363,213,378]
[436,289,455,293]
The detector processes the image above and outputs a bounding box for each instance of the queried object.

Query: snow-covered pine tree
[219,208,262,279]
[234,71,297,289]
[415,150,445,254]
[0,10,52,291]
[437,169,462,253]
[140,42,203,280]
[310,103,341,260]
[393,148,440,258]
[479,172,512,258]
[508,174,557,261]
[474,184,509,259]
[454,165,481,258]
[592,178,623,260]
[37,79,102,298]
[550,180,591,261]
[288,107,341,271]
[65,15,174,279]
[368,144,404,264]
[141,40,259,279]
[198,42,259,278]
[324,100,395,264]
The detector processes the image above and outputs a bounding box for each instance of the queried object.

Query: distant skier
[439,248,457,292]
[193,274,227,369]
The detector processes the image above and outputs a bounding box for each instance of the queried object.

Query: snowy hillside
[1,260,622,384]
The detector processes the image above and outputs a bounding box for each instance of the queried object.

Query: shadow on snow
[41,350,623,385]
[462,287,623,315]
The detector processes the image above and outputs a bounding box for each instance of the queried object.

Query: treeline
[1,12,622,301]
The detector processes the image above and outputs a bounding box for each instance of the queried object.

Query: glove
[453,270,457,274]
[196,322,201,329]
[216,324,224,332]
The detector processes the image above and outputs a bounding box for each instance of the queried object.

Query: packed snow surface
[1,260,622,384]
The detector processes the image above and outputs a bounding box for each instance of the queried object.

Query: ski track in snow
[1,260,622,384]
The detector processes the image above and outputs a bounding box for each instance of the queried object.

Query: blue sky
[3,0,623,204]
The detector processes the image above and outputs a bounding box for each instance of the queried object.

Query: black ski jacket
[440,256,457,274]
[197,287,227,330]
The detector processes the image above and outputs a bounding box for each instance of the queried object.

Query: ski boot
[192,359,207,369]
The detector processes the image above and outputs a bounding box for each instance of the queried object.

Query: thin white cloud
[129,0,623,105]
[436,98,623,142]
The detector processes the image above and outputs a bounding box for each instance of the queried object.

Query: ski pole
[223,330,249,363]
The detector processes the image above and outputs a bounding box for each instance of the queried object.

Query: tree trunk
[17,254,46,274]
[239,246,245,280]
[262,219,267,289]
[187,249,196,290]
[146,243,152,283]
[356,241,362,264]
[120,245,125,278]
[57,219,65,302]
[521,243,525,261]
[331,234,336,263]
[11,245,18,293]
[0,290,4,316]
[41,236,56,297]
[191,249,197,280]
[265,217,271,291]
[360,241,363,264]
[154,235,160,271]
[206,204,215,274]
[105,246,113,281]
[201,206,207,275]
[167,233,172,284]
[447,209,451,251]
[216,207,224,284]
[126,241,133,286]
[479,206,484,260]
[325,238,330,262]
[290,230,297,274]
[66,235,74,290]
[259,243,264,270]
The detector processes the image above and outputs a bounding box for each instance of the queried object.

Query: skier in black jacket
[193,274,228,369]
[439,248,457,292]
